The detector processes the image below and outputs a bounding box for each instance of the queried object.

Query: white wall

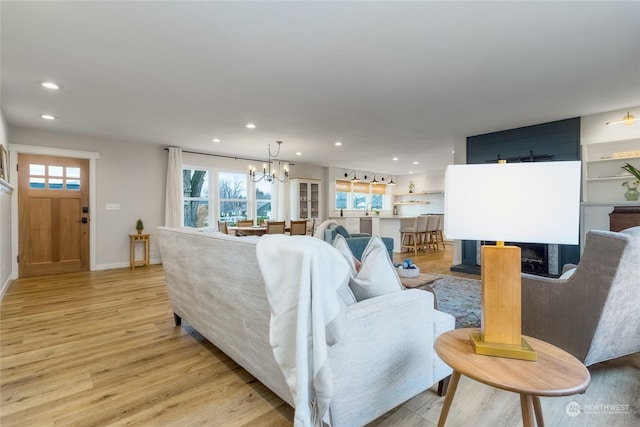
[0,111,13,298]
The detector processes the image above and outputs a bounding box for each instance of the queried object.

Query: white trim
[93,258,162,271]
[9,144,100,278]
[0,275,11,300]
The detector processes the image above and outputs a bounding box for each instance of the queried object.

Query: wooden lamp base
[474,244,537,361]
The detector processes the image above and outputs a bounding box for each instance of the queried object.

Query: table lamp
[444,161,581,360]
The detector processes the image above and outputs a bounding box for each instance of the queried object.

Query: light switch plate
[106,203,120,211]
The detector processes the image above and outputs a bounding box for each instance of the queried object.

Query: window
[335,180,350,210]
[371,183,386,209]
[28,164,82,191]
[352,181,370,210]
[183,168,209,228]
[335,179,388,210]
[255,180,272,222]
[219,172,247,225]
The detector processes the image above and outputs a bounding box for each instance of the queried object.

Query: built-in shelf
[582,138,640,203]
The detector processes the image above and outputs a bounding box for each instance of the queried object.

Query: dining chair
[289,220,307,235]
[266,221,286,234]
[305,218,316,235]
[217,220,228,234]
[234,219,253,236]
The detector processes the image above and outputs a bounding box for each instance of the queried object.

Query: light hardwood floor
[1,245,638,426]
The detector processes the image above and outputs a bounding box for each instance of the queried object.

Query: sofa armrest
[328,290,447,426]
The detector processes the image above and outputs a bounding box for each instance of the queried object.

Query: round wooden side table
[435,328,591,427]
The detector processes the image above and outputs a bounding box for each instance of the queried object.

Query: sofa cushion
[348,236,403,301]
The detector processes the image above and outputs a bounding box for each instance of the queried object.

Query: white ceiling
[2,1,639,175]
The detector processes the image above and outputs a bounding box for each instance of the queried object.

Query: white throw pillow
[348,236,403,301]
[331,235,358,305]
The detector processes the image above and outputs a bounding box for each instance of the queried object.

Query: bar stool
[434,215,446,250]
[424,215,439,251]
[399,217,418,254]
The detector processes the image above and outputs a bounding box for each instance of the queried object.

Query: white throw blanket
[257,235,351,427]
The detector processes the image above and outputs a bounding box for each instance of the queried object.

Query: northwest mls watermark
[566,401,632,417]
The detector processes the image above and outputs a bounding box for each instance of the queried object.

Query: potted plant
[136,219,144,234]
[621,163,640,202]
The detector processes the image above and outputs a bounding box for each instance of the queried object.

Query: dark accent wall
[459,117,581,275]
[467,117,581,164]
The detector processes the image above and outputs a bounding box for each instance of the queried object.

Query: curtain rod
[164,147,295,166]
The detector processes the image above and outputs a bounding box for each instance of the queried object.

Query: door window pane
[66,179,81,190]
[49,178,63,189]
[49,166,63,177]
[30,164,45,176]
[66,167,81,178]
[29,177,45,189]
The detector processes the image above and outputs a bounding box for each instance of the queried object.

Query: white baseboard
[0,276,12,300]
[93,258,162,271]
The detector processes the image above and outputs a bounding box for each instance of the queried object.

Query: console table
[435,328,590,427]
[609,206,640,232]
[129,233,150,268]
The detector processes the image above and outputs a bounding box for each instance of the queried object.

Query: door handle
[77,218,89,223]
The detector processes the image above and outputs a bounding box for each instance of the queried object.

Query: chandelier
[249,141,290,183]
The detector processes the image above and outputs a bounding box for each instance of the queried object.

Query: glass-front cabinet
[291,179,322,221]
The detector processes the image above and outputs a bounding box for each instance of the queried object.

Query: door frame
[9,144,100,279]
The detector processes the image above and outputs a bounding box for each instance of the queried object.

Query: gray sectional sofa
[157,226,454,426]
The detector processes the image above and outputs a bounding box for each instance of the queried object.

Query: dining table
[228,225,291,236]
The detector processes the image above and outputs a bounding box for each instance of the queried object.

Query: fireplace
[513,243,548,275]
[477,241,558,276]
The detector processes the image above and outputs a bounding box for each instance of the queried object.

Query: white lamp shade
[445,161,581,244]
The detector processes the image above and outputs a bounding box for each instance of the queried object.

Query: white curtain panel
[165,146,183,227]
[272,161,290,221]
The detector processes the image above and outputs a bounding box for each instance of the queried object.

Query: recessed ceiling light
[413,161,419,165]
[41,114,56,120]
[296,152,302,156]
[409,171,414,174]
[212,138,221,143]
[334,141,342,146]
[41,81,60,90]
[246,123,256,129]
[392,157,399,161]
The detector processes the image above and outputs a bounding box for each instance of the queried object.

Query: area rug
[429,275,482,329]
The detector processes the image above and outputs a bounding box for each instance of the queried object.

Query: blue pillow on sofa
[333,224,351,238]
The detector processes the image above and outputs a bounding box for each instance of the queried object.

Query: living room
[1,1,639,426]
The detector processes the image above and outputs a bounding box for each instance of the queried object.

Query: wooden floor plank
[1,245,638,426]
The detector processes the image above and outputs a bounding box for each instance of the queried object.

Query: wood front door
[18,154,90,277]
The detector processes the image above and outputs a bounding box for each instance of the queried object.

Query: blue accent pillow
[334,225,351,238]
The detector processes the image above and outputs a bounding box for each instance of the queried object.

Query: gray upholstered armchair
[521,226,640,366]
